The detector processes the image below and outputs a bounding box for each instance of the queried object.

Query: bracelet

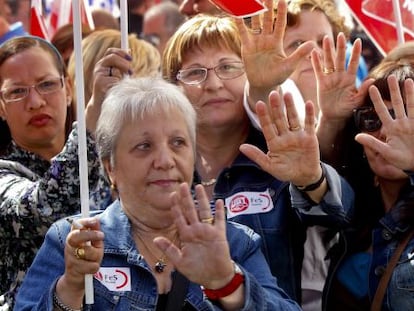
[296,164,326,192]
[53,291,83,311]
[203,261,245,300]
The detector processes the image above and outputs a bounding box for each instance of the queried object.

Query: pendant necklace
[200,178,217,187]
[135,231,179,273]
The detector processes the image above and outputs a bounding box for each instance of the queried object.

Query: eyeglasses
[0,77,64,103]
[353,106,396,132]
[176,61,245,85]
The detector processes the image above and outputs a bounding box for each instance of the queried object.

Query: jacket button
[375,265,386,276]
[382,229,392,240]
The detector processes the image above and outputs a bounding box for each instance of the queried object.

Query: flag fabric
[30,0,49,39]
[209,0,266,18]
[345,0,414,55]
[48,0,95,38]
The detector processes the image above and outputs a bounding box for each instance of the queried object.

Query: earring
[110,183,117,192]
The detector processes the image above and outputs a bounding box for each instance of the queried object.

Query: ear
[102,158,116,186]
[64,77,73,107]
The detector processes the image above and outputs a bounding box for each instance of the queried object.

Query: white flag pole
[72,0,94,305]
[120,0,129,50]
[391,0,405,44]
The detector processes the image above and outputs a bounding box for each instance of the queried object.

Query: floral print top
[0,124,112,309]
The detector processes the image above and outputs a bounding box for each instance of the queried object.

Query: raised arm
[234,0,313,111]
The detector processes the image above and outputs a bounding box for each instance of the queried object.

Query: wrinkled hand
[61,217,104,292]
[355,76,414,171]
[154,183,234,290]
[312,34,374,122]
[85,48,132,133]
[234,0,313,102]
[240,90,321,186]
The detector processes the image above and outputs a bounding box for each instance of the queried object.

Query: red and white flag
[48,0,95,37]
[30,0,50,39]
[345,0,414,55]
[209,0,266,18]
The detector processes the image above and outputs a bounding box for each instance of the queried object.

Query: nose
[203,69,224,90]
[25,87,46,110]
[153,146,175,169]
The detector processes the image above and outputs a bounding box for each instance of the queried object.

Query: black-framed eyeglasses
[176,61,245,85]
[0,77,64,103]
[353,106,396,132]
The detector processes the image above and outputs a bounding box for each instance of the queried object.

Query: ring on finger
[109,66,113,77]
[75,247,86,260]
[323,67,335,74]
[290,125,301,131]
[201,217,214,224]
[251,28,262,35]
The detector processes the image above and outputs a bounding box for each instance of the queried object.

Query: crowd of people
[1,0,414,311]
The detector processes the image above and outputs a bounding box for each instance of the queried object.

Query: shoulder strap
[371,229,414,311]
[166,271,190,311]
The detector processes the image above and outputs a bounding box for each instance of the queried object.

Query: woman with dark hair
[0,36,129,308]
[321,45,414,311]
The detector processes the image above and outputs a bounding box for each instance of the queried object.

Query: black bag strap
[165,271,190,311]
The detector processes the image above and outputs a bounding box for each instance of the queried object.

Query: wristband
[203,261,245,300]
[296,164,326,192]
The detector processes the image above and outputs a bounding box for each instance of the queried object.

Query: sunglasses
[353,106,396,132]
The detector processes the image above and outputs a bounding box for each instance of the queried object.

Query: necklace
[134,230,179,273]
[200,178,217,187]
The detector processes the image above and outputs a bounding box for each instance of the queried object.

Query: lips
[29,114,51,127]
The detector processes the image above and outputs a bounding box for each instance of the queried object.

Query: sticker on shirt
[94,267,131,291]
[225,189,274,218]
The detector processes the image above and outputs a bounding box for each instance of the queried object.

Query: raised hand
[85,48,132,133]
[234,0,314,105]
[355,76,414,171]
[239,90,322,187]
[312,33,373,122]
[154,183,234,290]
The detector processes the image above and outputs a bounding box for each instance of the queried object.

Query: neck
[378,177,407,212]
[196,123,249,180]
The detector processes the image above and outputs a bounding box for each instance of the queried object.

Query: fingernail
[125,54,132,61]
[128,69,133,76]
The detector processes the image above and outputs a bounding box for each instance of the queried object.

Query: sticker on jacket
[94,267,131,291]
[225,189,274,218]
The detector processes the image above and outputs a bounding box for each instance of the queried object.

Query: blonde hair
[162,14,241,83]
[67,29,161,104]
[285,0,350,39]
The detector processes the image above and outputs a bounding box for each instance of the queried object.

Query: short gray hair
[96,76,197,165]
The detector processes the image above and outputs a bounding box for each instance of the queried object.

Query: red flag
[30,0,50,39]
[209,0,266,18]
[345,0,414,55]
[48,0,95,37]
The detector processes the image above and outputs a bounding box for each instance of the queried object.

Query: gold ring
[201,217,214,224]
[290,126,301,131]
[75,247,85,260]
[251,28,262,35]
[323,67,335,74]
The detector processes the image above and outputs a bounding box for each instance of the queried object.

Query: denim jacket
[15,200,301,311]
[195,127,355,302]
[323,173,414,311]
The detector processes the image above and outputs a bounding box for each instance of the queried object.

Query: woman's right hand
[85,48,133,133]
[55,217,104,309]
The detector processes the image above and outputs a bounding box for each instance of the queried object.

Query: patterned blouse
[0,124,112,309]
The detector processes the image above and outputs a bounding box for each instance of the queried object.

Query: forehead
[285,10,333,36]
[181,46,240,65]
[0,47,59,83]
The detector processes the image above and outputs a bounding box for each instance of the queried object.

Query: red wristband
[203,262,245,300]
